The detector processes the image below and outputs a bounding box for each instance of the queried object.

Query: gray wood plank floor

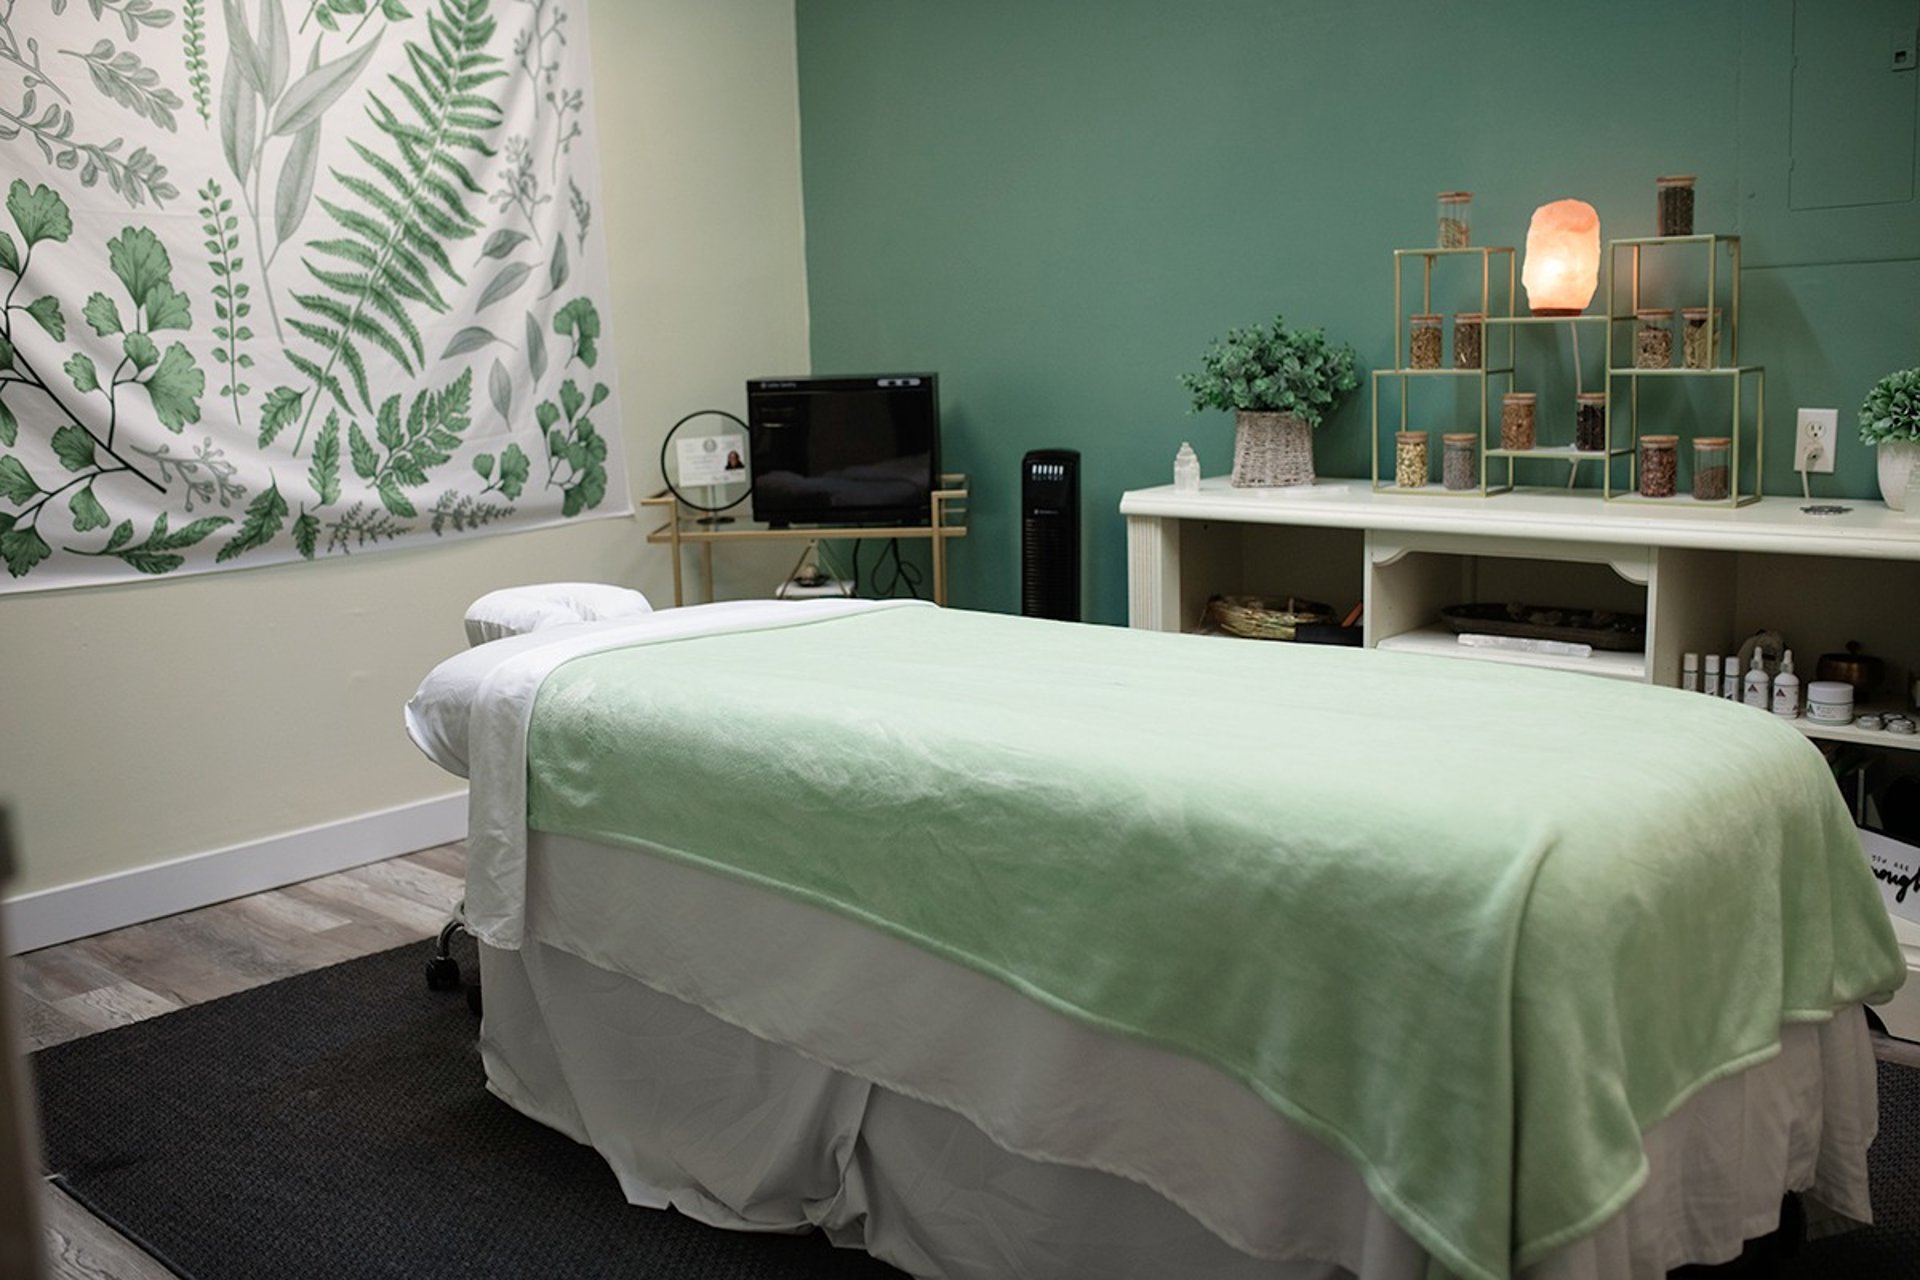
[15,842,466,1280]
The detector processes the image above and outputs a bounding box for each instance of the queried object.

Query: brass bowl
[1815,642,1883,701]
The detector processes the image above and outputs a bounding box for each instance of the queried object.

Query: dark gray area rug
[28,939,1920,1279]
[31,939,905,1279]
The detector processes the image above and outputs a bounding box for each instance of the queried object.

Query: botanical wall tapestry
[0,0,628,591]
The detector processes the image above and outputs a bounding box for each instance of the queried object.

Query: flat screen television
[746,374,940,528]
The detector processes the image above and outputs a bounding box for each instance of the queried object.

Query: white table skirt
[473,831,1881,1280]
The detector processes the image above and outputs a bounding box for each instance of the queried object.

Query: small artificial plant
[1179,315,1359,427]
[1859,367,1920,444]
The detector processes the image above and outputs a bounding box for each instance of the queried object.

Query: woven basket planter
[1230,411,1314,488]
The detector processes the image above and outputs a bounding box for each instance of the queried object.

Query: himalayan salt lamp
[1521,199,1600,316]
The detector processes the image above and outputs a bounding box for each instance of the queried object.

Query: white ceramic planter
[1878,440,1920,512]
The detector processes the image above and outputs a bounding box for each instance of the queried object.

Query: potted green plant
[1179,315,1359,488]
[1859,366,1920,512]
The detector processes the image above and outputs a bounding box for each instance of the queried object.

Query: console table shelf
[1121,477,1920,719]
[644,476,968,607]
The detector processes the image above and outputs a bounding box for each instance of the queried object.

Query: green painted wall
[795,0,1920,623]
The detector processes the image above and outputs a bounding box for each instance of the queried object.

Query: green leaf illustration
[64,39,186,132]
[1,525,51,577]
[0,455,42,504]
[7,180,74,247]
[70,486,111,532]
[496,442,528,499]
[270,35,379,137]
[488,357,511,421]
[480,228,527,260]
[143,342,206,430]
[144,280,191,330]
[441,325,501,358]
[309,410,341,503]
[0,335,11,371]
[382,0,411,18]
[84,292,125,336]
[184,0,213,124]
[275,118,322,246]
[292,509,319,558]
[65,353,101,395]
[377,474,415,517]
[553,297,598,368]
[109,512,233,575]
[546,232,568,294]
[259,0,290,103]
[0,397,15,448]
[220,47,261,180]
[0,232,18,275]
[524,311,546,382]
[26,296,65,341]
[476,262,530,311]
[107,226,175,314]
[52,424,97,471]
[285,0,506,421]
[221,0,267,92]
[107,520,134,552]
[215,477,288,561]
[473,453,494,479]
[124,330,159,372]
[348,421,377,479]
[258,385,303,446]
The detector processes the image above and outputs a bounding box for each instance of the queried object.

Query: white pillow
[462,582,653,647]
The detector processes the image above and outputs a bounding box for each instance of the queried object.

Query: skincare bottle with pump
[1771,650,1800,719]
[1743,650,1770,708]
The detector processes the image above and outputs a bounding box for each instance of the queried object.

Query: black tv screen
[746,374,940,528]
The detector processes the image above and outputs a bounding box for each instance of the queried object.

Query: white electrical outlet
[1795,408,1838,473]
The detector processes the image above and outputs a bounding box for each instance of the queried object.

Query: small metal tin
[1855,714,1884,732]
[1887,717,1917,735]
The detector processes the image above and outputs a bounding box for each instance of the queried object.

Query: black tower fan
[1021,449,1080,621]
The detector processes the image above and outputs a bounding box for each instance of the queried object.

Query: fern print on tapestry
[0,0,627,589]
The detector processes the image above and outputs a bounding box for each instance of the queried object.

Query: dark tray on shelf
[1439,603,1646,652]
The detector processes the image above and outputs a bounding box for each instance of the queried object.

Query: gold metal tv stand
[643,474,969,607]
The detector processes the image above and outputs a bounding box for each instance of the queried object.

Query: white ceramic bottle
[1771,650,1800,719]
[1743,650,1770,708]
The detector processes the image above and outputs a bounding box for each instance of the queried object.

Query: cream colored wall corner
[0,0,808,908]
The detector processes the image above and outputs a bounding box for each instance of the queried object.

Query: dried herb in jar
[1640,435,1678,498]
[1442,433,1477,490]
[1634,310,1673,369]
[1656,175,1695,237]
[1575,393,1606,452]
[1395,431,1428,489]
[1409,315,1442,370]
[1500,393,1536,452]
[1453,313,1483,370]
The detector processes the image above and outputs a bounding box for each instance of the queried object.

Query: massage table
[406,594,1906,1280]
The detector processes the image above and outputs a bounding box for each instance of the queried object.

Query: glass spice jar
[1409,313,1442,369]
[1437,191,1472,249]
[1634,308,1674,369]
[1639,434,1679,498]
[1395,431,1429,489]
[1574,392,1607,452]
[1452,312,1484,369]
[1681,306,1719,370]
[1656,175,1695,237]
[1442,432,1478,490]
[1500,392,1537,451]
[1692,436,1731,501]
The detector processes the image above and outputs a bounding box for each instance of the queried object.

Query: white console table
[1122,477,1920,1040]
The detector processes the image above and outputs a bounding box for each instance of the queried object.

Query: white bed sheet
[480,830,1881,1280]
[405,597,925,948]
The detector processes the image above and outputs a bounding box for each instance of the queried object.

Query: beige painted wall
[0,0,808,899]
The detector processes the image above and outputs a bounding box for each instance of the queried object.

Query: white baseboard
[1,792,468,955]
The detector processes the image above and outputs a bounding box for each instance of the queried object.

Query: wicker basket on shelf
[1203,594,1331,641]
[1230,411,1315,488]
